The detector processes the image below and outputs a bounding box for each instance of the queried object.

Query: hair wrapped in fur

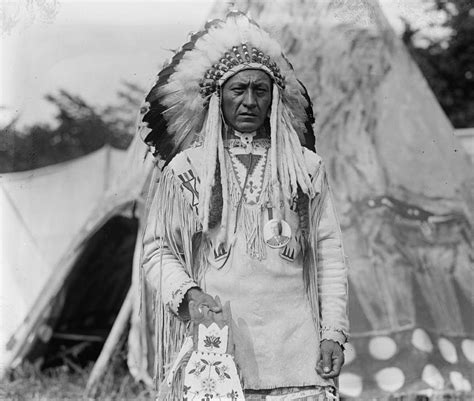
[138,11,316,165]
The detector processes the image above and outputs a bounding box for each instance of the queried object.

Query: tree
[403,0,474,128]
[0,81,145,173]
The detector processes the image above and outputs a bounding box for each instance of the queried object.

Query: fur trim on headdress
[139,11,315,165]
[199,93,229,237]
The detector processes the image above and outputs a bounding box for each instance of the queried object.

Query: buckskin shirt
[142,138,349,390]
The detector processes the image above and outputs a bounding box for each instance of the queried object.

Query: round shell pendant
[263,219,291,249]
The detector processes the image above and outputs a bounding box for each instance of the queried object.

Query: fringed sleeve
[305,149,349,346]
[141,159,203,398]
[142,164,201,317]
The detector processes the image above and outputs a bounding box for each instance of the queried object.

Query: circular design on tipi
[339,372,363,397]
[449,371,472,391]
[374,367,405,392]
[343,343,356,365]
[438,337,458,364]
[461,339,474,363]
[422,364,444,390]
[369,336,397,360]
[412,328,433,353]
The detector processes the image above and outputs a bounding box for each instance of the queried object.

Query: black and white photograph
[1,0,473,399]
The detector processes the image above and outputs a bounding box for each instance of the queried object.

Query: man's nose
[242,89,257,108]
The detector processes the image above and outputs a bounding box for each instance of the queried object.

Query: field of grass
[1,353,154,401]
[3,364,474,401]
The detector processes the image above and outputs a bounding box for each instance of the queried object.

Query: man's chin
[234,123,260,133]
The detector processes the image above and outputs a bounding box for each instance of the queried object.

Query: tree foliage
[403,0,474,128]
[0,81,144,173]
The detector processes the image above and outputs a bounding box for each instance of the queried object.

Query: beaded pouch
[183,322,244,400]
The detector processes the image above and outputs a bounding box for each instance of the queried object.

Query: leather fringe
[151,167,203,400]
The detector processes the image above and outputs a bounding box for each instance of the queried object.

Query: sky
[0,0,447,128]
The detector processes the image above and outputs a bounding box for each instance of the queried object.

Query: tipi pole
[85,287,133,397]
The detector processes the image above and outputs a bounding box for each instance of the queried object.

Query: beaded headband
[199,43,285,98]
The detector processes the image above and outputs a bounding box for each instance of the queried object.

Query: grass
[0,331,155,401]
[1,361,155,401]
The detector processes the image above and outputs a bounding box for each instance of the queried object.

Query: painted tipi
[210,0,474,398]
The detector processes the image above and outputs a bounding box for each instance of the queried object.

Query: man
[139,11,349,400]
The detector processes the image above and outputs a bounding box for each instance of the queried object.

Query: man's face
[221,69,272,133]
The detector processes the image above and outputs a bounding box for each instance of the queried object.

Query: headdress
[139,11,315,162]
[139,11,318,234]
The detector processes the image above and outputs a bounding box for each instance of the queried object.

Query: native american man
[139,12,349,400]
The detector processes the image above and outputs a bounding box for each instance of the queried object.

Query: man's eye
[232,88,244,94]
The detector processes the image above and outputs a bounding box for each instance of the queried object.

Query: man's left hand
[315,339,345,379]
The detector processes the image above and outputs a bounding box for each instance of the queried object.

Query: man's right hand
[187,291,234,354]
[185,288,222,320]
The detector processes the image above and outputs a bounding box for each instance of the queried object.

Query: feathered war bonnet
[139,11,317,235]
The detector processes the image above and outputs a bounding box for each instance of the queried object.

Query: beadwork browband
[199,42,286,98]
